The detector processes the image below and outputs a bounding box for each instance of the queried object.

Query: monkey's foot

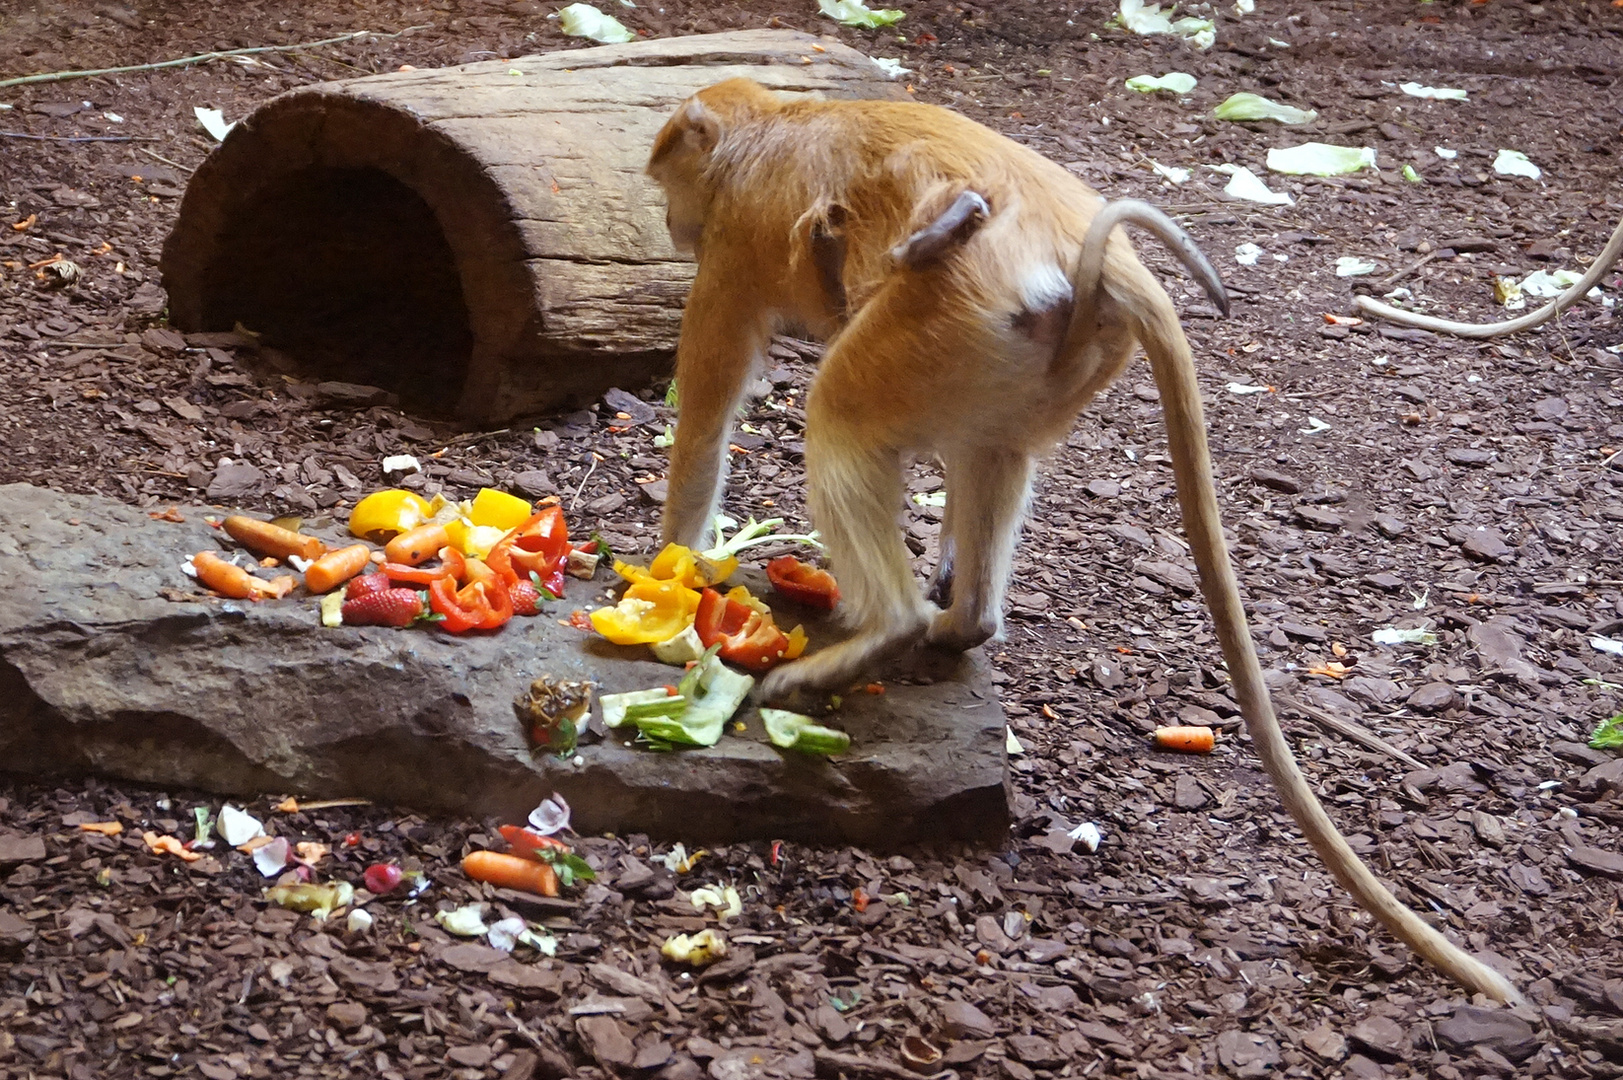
[924,608,998,653]
[761,625,921,700]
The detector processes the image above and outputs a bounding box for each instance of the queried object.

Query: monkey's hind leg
[925,446,1034,652]
[760,327,936,701]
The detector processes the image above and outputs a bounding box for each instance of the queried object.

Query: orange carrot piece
[385,523,450,567]
[461,850,560,896]
[223,515,326,562]
[304,544,374,594]
[1152,725,1216,754]
[192,550,287,600]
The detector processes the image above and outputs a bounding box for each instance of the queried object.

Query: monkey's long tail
[1073,199,1231,319]
[1354,212,1623,337]
[1074,199,1524,1005]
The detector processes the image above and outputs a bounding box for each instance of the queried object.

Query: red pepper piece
[765,556,840,610]
[428,575,513,632]
[489,508,569,598]
[693,588,794,672]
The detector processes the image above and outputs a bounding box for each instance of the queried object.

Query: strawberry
[341,587,425,627]
[510,579,544,616]
[345,571,392,602]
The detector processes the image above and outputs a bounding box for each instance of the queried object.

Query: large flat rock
[0,484,1007,844]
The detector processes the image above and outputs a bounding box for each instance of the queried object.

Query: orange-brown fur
[646,78,1519,1003]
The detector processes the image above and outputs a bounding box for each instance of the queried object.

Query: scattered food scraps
[143,831,203,861]
[78,821,123,836]
[1399,82,1468,100]
[1372,625,1440,647]
[1492,149,1541,179]
[818,0,904,27]
[761,708,852,755]
[1235,242,1264,266]
[1113,0,1214,48]
[1208,164,1294,206]
[1335,256,1378,277]
[1212,91,1317,124]
[1267,143,1377,176]
[1125,72,1197,94]
[1591,714,1623,750]
[265,881,353,920]
[555,2,636,41]
[662,929,727,966]
[1152,726,1216,753]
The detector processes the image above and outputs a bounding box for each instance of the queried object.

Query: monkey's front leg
[661,267,775,549]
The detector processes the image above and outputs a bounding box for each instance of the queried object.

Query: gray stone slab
[0,483,1007,844]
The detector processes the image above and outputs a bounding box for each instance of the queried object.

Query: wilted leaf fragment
[1399,82,1468,101]
[1212,92,1317,125]
[1492,149,1541,180]
[1591,714,1623,750]
[1151,160,1190,184]
[818,0,904,27]
[266,882,354,921]
[1267,143,1377,176]
[556,3,636,42]
[435,903,490,937]
[1372,625,1440,647]
[1210,164,1294,206]
[662,929,727,966]
[1114,0,1215,48]
[1125,72,1197,94]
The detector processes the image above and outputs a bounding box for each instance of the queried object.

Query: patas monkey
[646,78,1520,1004]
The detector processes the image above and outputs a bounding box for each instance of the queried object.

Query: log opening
[160,30,905,423]
[203,166,472,414]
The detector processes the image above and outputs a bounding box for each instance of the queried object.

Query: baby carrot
[192,550,286,600]
[223,515,326,562]
[305,544,374,594]
[385,523,450,566]
[462,850,560,896]
[1152,725,1216,754]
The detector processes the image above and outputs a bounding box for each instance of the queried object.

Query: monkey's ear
[678,99,721,155]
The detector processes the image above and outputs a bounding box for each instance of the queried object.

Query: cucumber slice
[622,695,686,722]
[761,708,852,755]
[601,688,678,729]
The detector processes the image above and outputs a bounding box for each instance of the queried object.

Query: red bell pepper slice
[693,588,794,672]
[498,824,570,859]
[428,575,513,633]
[489,508,569,598]
[765,556,840,610]
[384,545,466,586]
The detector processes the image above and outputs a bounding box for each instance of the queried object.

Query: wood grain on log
[160,30,905,421]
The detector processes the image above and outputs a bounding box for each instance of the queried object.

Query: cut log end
[159,30,905,423]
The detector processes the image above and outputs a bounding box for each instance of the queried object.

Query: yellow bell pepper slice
[784,624,808,660]
[725,584,771,615]
[468,488,534,532]
[444,518,509,560]
[348,489,433,542]
[589,578,702,645]
[617,543,737,589]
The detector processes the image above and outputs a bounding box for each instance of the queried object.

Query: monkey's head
[647,79,783,253]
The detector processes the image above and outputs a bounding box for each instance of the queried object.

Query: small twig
[0,130,151,143]
[0,26,428,89]
[1375,251,1438,289]
[569,455,600,510]
[813,1050,956,1080]
[1278,695,1424,770]
[138,147,194,173]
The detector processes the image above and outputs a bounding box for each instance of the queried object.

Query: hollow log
[159,30,905,422]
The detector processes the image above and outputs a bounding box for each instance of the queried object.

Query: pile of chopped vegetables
[181,487,600,634]
[184,495,853,756]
